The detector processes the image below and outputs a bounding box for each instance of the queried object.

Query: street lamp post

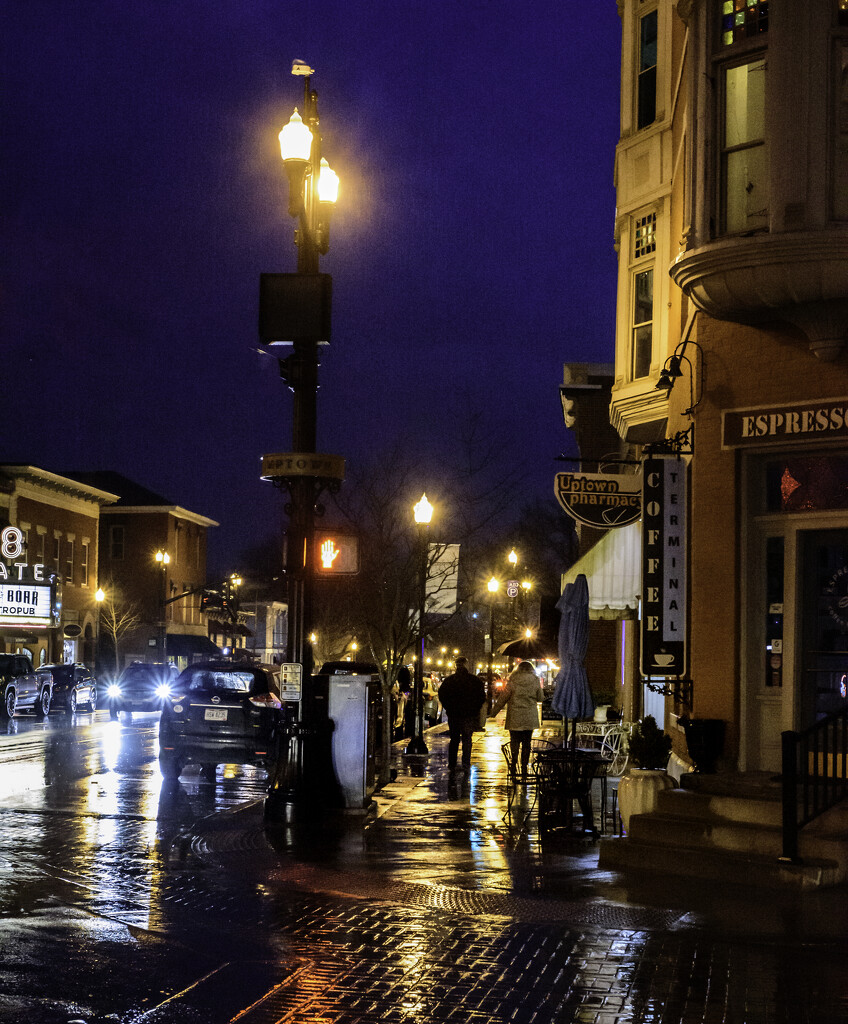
[155,550,170,663]
[261,63,342,814]
[406,494,433,756]
[276,65,340,681]
[487,576,500,712]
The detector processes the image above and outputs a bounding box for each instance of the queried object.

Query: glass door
[800,529,848,728]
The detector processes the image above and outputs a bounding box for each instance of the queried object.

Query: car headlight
[107,684,121,699]
[155,683,172,699]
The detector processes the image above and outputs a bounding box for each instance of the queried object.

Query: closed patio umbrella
[551,573,594,748]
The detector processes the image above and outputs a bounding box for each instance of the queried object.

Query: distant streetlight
[487,576,500,710]
[407,494,433,756]
[155,550,170,663]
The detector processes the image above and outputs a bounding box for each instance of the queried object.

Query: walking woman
[491,661,544,779]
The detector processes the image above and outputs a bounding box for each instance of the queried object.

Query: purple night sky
[1,3,622,571]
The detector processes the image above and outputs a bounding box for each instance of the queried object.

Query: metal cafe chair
[535,747,609,837]
[501,739,557,822]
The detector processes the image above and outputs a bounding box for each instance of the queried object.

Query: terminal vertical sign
[641,456,688,676]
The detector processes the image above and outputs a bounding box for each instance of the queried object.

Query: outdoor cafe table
[534,747,612,836]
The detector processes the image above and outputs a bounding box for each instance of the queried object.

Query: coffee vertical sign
[641,456,688,676]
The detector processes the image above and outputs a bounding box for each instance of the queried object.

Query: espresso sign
[723,398,848,448]
[554,472,642,528]
[641,456,687,677]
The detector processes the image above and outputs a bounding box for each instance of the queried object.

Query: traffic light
[314,534,359,574]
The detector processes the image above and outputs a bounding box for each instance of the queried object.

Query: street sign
[279,663,303,701]
[506,580,519,598]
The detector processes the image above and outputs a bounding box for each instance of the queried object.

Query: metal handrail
[781,705,848,862]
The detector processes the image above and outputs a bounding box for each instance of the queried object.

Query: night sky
[1,3,622,573]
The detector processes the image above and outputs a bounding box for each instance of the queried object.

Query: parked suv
[0,654,53,718]
[107,662,179,719]
[158,661,283,779]
[43,663,97,713]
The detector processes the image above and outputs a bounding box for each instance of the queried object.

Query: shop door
[800,529,848,729]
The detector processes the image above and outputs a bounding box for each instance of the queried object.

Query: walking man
[438,657,487,779]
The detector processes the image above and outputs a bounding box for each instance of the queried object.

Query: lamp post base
[404,735,429,756]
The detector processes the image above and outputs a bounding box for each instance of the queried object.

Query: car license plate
[204,708,228,722]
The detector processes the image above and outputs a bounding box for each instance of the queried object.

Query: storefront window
[766,456,848,511]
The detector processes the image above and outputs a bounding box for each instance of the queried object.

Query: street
[0,712,845,1023]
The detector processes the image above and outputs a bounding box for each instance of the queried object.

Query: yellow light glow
[524,628,533,638]
[488,577,500,593]
[508,549,517,565]
[522,580,532,591]
[413,493,433,524]
[317,158,340,203]
[95,588,105,602]
[155,550,170,565]
[279,108,313,162]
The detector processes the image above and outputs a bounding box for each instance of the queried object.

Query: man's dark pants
[447,715,477,772]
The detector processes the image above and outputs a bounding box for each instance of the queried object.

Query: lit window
[632,269,654,380]
[634,213,657,258]
[720,0,769,48]
[722,59,767,233]
[638,9,658,129]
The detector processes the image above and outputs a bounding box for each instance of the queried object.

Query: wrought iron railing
[781,706,848,862]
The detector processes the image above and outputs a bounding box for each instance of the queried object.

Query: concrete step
[656,786,785,827]
[627,809,848,866]
[598,833,844,890]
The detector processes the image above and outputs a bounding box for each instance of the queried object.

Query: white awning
[560,521,640,619]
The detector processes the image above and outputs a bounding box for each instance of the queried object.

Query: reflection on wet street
[0,715,845,1024]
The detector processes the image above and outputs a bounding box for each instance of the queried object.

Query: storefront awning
[166,634,222,658]
[560,521,640,620]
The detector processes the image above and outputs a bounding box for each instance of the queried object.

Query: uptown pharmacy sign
[0,527,59,628]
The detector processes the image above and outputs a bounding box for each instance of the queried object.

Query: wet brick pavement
[0,719,846,1023]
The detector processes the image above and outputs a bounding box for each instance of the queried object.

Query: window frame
[718,53,768,236]
[628,208,658,382]
[637,6,659,131]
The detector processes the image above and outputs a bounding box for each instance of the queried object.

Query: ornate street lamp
[406,494,433,756]
[261,62,344,816]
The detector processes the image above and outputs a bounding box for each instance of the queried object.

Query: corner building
[610,0,848,772]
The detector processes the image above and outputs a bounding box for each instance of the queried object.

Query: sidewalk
[170,718,848,1024]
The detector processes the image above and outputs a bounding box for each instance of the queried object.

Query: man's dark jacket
[438,668,486,723]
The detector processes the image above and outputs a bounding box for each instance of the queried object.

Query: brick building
[608,0,848,773]
[0,465,117,667]
[67,472,220,672]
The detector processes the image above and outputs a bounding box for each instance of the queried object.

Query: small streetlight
[407,493,433,756]
[486,576,500,710]
[155,550,170,663]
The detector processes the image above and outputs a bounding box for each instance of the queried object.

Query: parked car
[43,663,97,713]
[158,661,283,779]
[107,662,179,719]
[0,654,53,718]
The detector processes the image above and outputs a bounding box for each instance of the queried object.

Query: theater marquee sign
[722,398,848,448]
[554,472,641,528]
[0,526,60,629]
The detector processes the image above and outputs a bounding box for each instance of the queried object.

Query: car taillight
[249,693,282,710]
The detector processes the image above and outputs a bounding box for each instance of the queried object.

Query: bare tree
[314,430,525,783]
[98,583,143,677]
